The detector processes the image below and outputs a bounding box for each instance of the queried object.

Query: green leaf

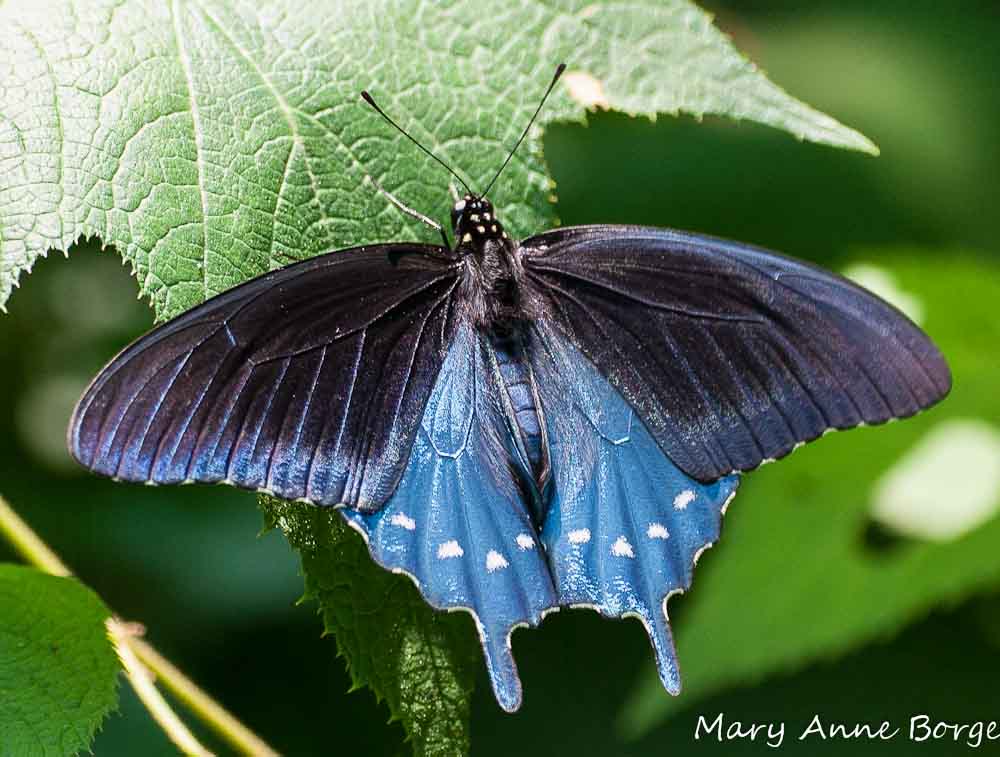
[619,252,1000,738]
[261,497,479,756]
[0,2,878,749]
[0,0,874,317]
[0,564,119,756]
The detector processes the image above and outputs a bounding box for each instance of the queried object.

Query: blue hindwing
[529,323,740,695]
[340,324,557,711]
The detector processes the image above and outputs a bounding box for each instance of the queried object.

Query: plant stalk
[130,634,279,757]
[108,618,214,756]
[0,494,279,756]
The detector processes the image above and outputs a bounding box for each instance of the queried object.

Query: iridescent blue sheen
[530,323,739,696]
[68,208,950,713]
[342,322,738,710]
[340,324,557,712]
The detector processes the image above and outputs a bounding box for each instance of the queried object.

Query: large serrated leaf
[0,2,879,751]
[0,564,119,757]
[620,252,1000,738]
[261,497,480,757]
[0,0,874,317]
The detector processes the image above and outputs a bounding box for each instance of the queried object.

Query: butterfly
[67,65,950,712]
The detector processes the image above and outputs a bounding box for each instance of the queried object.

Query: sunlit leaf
[0,0,874,317]
[0,2,880,751]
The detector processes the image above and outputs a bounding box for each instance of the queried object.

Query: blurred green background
[2,0,999,754]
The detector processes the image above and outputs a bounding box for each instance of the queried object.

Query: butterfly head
[452,195,508,250]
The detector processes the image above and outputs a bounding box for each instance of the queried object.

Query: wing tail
[530,324,739,697]
[341,324,558,711]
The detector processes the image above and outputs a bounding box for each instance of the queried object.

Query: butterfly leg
[365,174,451,248]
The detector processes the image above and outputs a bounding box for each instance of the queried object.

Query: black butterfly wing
[520,225,951,482]
[69,244,462,513]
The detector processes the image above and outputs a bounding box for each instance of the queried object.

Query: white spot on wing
[437,540,464,559]
[611,535,635,558]
[568,528,591,545]
[564,70,610,109]
[673,490,696,510]
[516,533,535,550]
[390,512,416,531]
[872,419,1000,541]
[647,523,670,540]
[486,550,509,572]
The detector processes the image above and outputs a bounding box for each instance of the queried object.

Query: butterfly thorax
[451,196,550,499]
[453,196,528,330]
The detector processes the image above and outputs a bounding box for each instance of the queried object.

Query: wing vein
[307,330,365,502]
[109,351,194,477]
[270,344,328,493]
[249,357,293,480]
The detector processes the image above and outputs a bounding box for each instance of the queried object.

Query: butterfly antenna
[481,63,566,199]
[361,90,472,195]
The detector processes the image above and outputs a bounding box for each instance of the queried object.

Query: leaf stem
[0,494,71,577]
[108,618,214,756]
[129,634,280,757]
[0,494,278,757]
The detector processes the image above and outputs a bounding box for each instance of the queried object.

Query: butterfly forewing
[67,206,953,715]
[69,244,461,512]
[520,225,951,482]
[64,55,957,715]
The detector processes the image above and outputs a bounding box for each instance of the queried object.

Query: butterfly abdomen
[490,330,546,479]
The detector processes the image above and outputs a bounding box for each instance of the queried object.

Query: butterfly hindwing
[341,322,558,711]
[69,216,952,712]
[529,322,739,694]
[69,244,461,513]
[521,226,951,482]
